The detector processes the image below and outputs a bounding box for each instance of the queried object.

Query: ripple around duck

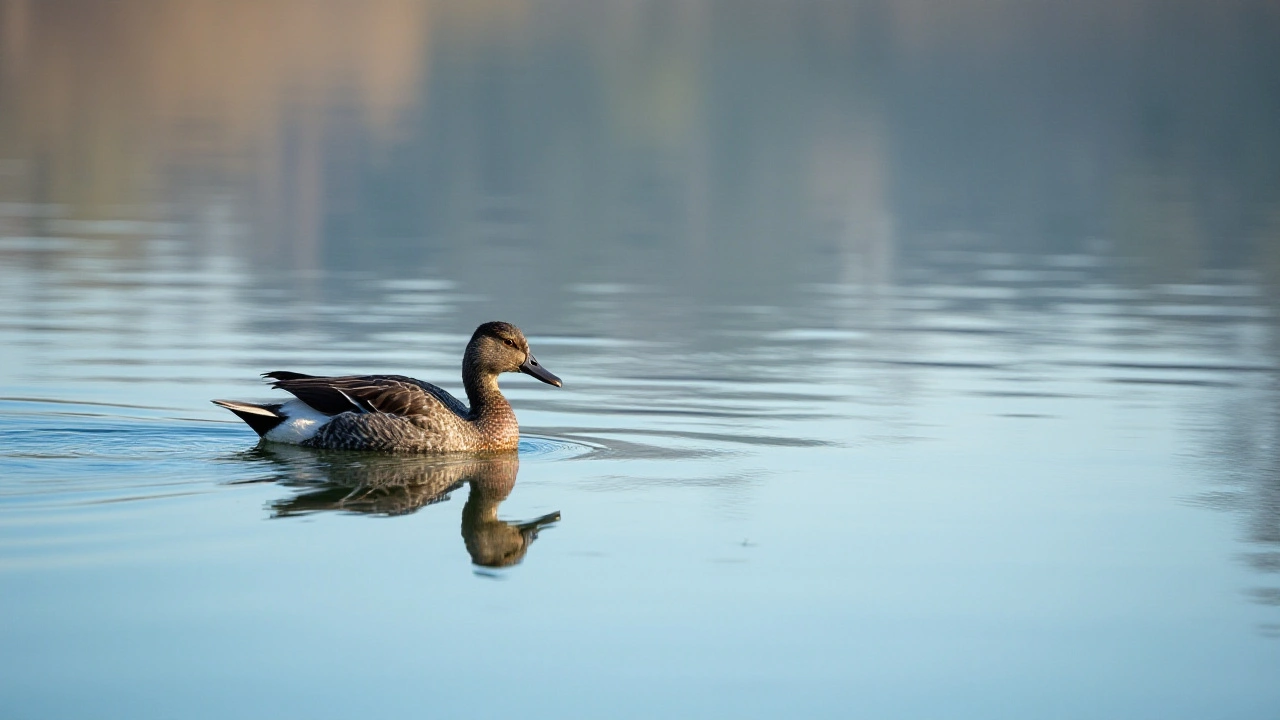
[517,434,601,461]
[0,415,242,463]
[0,411,250,510]
[0,398,599,464]
[521,428,736,461]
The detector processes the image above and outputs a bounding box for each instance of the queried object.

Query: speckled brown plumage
[213,321,561,452]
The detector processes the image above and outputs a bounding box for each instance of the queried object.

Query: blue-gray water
[3,2,1280,718]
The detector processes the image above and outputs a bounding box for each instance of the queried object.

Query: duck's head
[466,321,562,387]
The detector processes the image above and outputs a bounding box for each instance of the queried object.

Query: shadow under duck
[213,321,561,452]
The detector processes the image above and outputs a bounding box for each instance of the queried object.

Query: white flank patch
[264,399,334,444]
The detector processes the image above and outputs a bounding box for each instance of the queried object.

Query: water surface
[2,2,1280,718]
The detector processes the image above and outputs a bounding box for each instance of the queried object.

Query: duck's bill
[520,354,562,387]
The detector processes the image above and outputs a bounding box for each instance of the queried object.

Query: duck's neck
[463,367,518,447]
[464,370,506,415]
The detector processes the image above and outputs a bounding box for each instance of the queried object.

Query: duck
[212,321,561,452]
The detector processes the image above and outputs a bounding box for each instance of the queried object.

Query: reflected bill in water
[242,447,560,568]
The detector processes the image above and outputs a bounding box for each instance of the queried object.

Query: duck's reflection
[245,446,559,568]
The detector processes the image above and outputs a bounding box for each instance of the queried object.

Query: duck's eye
[503,339,515,347]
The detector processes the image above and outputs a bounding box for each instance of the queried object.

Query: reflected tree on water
[1192,285,1280,635]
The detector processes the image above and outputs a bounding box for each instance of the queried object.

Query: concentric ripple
[517,434,601,461]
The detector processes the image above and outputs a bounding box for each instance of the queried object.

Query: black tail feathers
[211,400,287,437]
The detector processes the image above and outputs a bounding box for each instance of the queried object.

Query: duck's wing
[263,372,469,418]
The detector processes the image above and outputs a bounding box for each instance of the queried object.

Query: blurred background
[3,1,1280,717]
[3,0,1277,300]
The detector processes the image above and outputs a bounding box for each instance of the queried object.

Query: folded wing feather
[263,372,469,419]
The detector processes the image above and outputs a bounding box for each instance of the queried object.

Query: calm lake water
[3,2,1280,718]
